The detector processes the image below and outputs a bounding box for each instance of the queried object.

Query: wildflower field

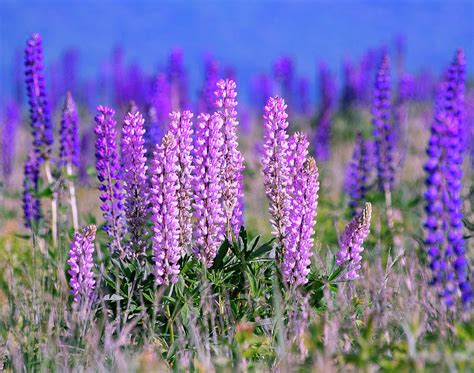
[0,6,473,372]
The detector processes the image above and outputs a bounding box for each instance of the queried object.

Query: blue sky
[1,0,473,102]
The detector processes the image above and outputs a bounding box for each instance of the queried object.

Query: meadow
[0,32,473,372]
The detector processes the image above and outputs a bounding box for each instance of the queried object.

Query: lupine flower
[347,133,372,216]
[314,64,336,161]
[24,33,53,162]
[150,133,181,285]
[261,96,291,250]
[372,54,395,192]
[287,133,309,191]
[79,132,91,185]
[1,101,20,182]
[199,55,219,113]
[336,202,372,280]
[67,224,97,303]
[192,113,225,267]
[94,106,126,255]
[252,74,274,114]
[146,73,171,151]
[284,156,319,286]
[62,49,79,94]
[122,111,149,257]
[424,50,471,306]
[22,152,41,228]
[341,59,360,110]
[297,77,310,115]
[273,56,294,104]
[59,92,79,168]
[169,111,194,252]
[167,48,188,110]
[215,79,245,237]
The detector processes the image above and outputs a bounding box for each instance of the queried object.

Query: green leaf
[210,239,231,270]
[248,239,275,260]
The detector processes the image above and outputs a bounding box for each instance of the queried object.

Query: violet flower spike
[336,202,372,280]
[424,50,471,306]
[22,152,41,228]
[59,92,79,168]
[1,101,20,183]
[122,111,149,257]
[24,33,53,162]
[192,113,226,267]
[347,133,372,216]
[150,133,181,285]
[261,96,291,250]
[94,105,126,256]
[284,156,319,286]
[215,79,245,238]
[169,110,194,252]
[372,54,395,192]
[67,224,97,304]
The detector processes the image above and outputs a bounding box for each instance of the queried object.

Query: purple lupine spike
[192,113,226,267]
[215,79,245,238]
[336,202,372,280]
[79,132,91,185]
[287,132,309,189]
[94,105,126,255]
[341,58,360,110]
[62,49,79,94]
[150,132,181,285]
[284,152,319,286]
[393,73,414,146]
[24,33,53,162]
[169,111,194,252]
[1,101,20,183]
[372,54,395,192]
[146,73,171,151]
[424,50,471,306]
[22,151,41,228]
[167,48,189,110]
[297,77,310,116]
[59,92,79,168]
[346,133,372,216]
[314,64,336,161]
[122,111,149,257]
[251,74,274,114]
[261,96,291,249]
[67,224,97,303]
[199,56,220,113]
[273,56,294,105]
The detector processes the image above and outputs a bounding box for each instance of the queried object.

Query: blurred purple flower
[199,56,220,113]
[59,92,79,168]
[372,54,395,192]
[346,133,372,216]
[1,101,20,182]
[22,151,41,228]
[314,63,336,161]
[167,48,189,110]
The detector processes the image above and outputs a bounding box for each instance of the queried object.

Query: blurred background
[1,0,473,104]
